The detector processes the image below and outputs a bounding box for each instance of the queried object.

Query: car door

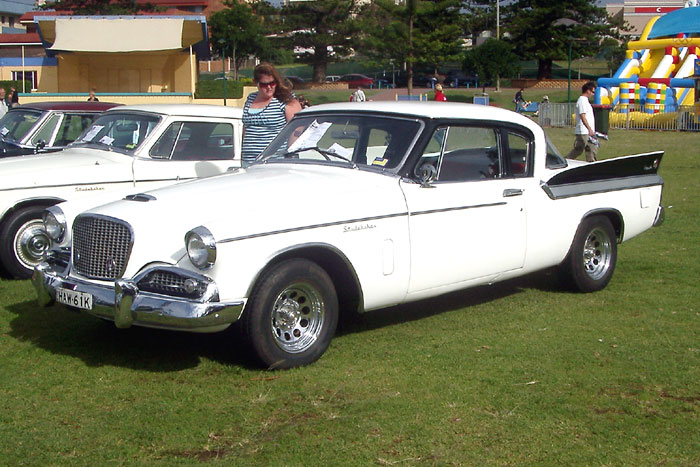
[400,123,532,295]
[131,118,242,189]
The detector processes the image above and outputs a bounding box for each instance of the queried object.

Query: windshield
[73,112,160,153]
[0,109,43,142]
[259,114,422,170]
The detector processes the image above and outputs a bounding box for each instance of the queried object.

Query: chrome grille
[72,215,132,280]
[137,270,207,299]
[144,271,187,294]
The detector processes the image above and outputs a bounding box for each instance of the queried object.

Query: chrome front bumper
[32,262,244,332]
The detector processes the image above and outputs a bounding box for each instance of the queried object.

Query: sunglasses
[258,80,277,88]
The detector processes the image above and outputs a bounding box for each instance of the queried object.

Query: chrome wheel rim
[270,282,325,353]
[13,219,50,270]
[582,227,613,280]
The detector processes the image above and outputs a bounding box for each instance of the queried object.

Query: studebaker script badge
[343,223,376,233]
[75,186,105,192]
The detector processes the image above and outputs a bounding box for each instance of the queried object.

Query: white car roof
[300,101,538,131]
[106,103,242,119]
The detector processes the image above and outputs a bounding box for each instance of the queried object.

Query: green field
[1,128,698,464]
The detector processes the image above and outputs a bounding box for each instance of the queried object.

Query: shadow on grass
[6,298,260,371]
[6,268,564,370]
[338,267,564,335]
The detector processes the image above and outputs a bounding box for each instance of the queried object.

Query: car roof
[298,101,539,131]
[15,101,121,112]
[105,103,243,119]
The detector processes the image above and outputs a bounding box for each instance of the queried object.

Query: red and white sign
[634,7,682,13]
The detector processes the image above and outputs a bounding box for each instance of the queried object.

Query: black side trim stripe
[0,177,198,193]
[410,202,507,216]
[542,174,663,200]
[218,212,409,243]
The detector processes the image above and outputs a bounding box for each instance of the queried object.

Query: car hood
[82,163,409,276]
[0,147,133,190]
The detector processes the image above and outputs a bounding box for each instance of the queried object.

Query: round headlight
[43,207,67,242]
[185,226,216,270]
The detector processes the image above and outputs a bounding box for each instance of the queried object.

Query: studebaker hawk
[0,104,243,279]
[0,101,121,158]
[34,102,664,369]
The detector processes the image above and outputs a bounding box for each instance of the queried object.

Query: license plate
[56,287,93,310]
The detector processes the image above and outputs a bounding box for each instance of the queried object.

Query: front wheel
[0,206,51,279]
[241,259,338,369]
[561,215,617,293]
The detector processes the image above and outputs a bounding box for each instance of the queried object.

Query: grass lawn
[302,86,581,109]
[1,128,698,464]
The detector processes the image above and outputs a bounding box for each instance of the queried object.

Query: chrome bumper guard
[33,262,244,332]
[653,205,665,227]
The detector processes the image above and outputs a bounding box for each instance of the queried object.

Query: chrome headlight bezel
[185,226,216,270]
[43,206,67,243]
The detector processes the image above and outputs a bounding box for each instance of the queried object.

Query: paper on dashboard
[287,120,332,153]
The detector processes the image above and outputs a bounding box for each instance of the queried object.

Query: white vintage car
[33,102,664,369]
[0,104,243,278]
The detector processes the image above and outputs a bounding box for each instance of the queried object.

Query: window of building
[12,71,38,91]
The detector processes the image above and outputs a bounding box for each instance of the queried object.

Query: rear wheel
[561,215,617,293]
[0,206,51,279]
[241,259,338,369]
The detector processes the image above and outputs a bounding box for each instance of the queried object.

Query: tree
[360,0,463,94]
[600,37,627,77]
[462,38,519,85]
[274,0,360,83]
[210,1,271,80]
[502,0,625,79]
[40,0,160,15]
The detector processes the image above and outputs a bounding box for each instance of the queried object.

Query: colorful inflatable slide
[596,4,700,112]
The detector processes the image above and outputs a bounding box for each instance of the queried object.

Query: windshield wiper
[282,146,355,165]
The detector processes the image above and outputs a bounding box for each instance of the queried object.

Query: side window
[30,113,61,146]
[150,122,180,159]
[506,132,529,177]
[151,122,235,161]
[436,126,500,182]
[54,114,95,146]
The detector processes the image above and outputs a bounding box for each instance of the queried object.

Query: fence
[537,103,700,132]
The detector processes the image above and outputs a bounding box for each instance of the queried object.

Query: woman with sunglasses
[241,62,302,166]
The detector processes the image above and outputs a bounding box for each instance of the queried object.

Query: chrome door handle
[503,188,523,197]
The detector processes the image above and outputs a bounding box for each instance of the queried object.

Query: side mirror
[417,162,436,187]
[35,139,46,153]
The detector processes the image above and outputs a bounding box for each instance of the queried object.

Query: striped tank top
[242,92,288,164]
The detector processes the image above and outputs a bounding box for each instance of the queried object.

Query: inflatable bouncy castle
[596,2,700,115]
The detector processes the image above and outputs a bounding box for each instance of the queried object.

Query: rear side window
[505,131,530,177]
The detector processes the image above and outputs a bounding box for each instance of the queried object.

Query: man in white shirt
[0,88,8,118]
[566,81,597,162]
[352,86,366,102]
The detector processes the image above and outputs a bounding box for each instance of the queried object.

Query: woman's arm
[285,99,302,122]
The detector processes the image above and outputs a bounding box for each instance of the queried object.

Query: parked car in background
[325,75,341,83]
[0,104,243,279]
[443,70,478,88]
[284,76,306,89]
[412,74,448,88]
[35,102,664,369]
[338,74,374,88]
[0,101,120,158]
